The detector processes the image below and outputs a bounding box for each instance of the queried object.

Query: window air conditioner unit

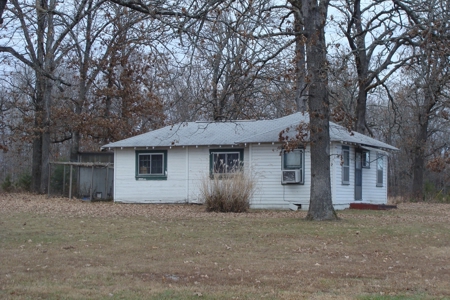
[282,170,301,184]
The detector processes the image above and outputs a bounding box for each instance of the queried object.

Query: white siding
[361,150,388,204]
[185,147,212,202]
[331,143,354,207]
[114,147,188,203]
[249,144,311,210]
[331,144,388,207]
[113,143,387,208]
[114,146,251,204]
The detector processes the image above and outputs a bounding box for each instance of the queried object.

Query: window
[281,149,304,184]
[210,149,244,175]
[376,153,384,187]
[362,150,370,168]
[342,146,350,185]
[135,150,167,180]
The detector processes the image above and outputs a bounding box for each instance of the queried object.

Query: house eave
[337,140,398,152]
[102,142,283,151]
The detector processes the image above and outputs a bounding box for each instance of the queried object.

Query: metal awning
[360,145,391,155]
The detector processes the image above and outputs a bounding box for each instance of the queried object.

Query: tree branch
[0,46,71,86]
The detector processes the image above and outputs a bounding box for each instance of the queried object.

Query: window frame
[209,149,244,176]
[281,148,305,185]
[342,146,350,185]
[135,150,168,180]
[376,153,384,187]
[362,150,370,168]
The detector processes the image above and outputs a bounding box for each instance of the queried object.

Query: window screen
[139,153,164,175]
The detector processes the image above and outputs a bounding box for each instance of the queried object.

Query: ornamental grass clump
[200,171,256,213]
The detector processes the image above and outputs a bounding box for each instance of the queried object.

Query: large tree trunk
[303,0,338,221]
[31,132,43,192]
[354,85,368,134]
[40,76,53,193]
[41,0,56,193]
[349,0,369,134]
[293,6,307,113]
[411,133,426,201]
[411,94,432,201]
[70,86,84,162]
[31,0,47,193]
[0,0,6,24]
[70,130,81,162]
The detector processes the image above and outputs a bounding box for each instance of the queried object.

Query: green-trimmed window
[135,150,167,180]
[210,149,244,175]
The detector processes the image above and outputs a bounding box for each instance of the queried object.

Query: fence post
[69,165,73,199]
[90,165,94,201]
[63,165,66,196]
[47,163,51,198]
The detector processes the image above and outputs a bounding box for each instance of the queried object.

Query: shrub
[16,173,32,192]
[423,181,450,203]
[199,171,256,213]
[50,164,72,194]
[1,175,13,192]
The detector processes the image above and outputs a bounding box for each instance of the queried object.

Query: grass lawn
[1,193,449,299]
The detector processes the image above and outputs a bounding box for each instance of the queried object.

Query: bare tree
[301,0,337,220]
[63,2,166,160]
[390,0,450,200]
[168,0,295,121]
[328,0,416,134]
[277,0,337,220]
[0,0,104,192]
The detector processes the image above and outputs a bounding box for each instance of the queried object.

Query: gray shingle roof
[102,113,398,151]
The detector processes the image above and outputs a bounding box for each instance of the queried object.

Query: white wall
[114,146,250,204]
[113,143,387,208]
[331,143,354,208]
[361,149,388,204]
[249,143,311,210]
[114,147,188,203]
[331,144,388,206]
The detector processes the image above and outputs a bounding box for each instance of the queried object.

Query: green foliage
[423,181,450,203]
[200,171,255,213]
[50,164,71,194]
[1,175,13,192]
[424,181,435,195]
[0,174,33,193]
[16,173,32,192]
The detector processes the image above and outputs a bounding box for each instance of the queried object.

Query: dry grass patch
[0,193,450,299]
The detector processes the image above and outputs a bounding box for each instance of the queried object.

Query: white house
[102,113,398,210]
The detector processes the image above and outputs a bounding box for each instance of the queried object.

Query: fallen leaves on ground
[0,193,307,219]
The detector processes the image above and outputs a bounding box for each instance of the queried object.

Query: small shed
[48,152,114,200]
[78,152,114,200]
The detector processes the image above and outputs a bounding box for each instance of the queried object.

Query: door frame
[355,149,363,201]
